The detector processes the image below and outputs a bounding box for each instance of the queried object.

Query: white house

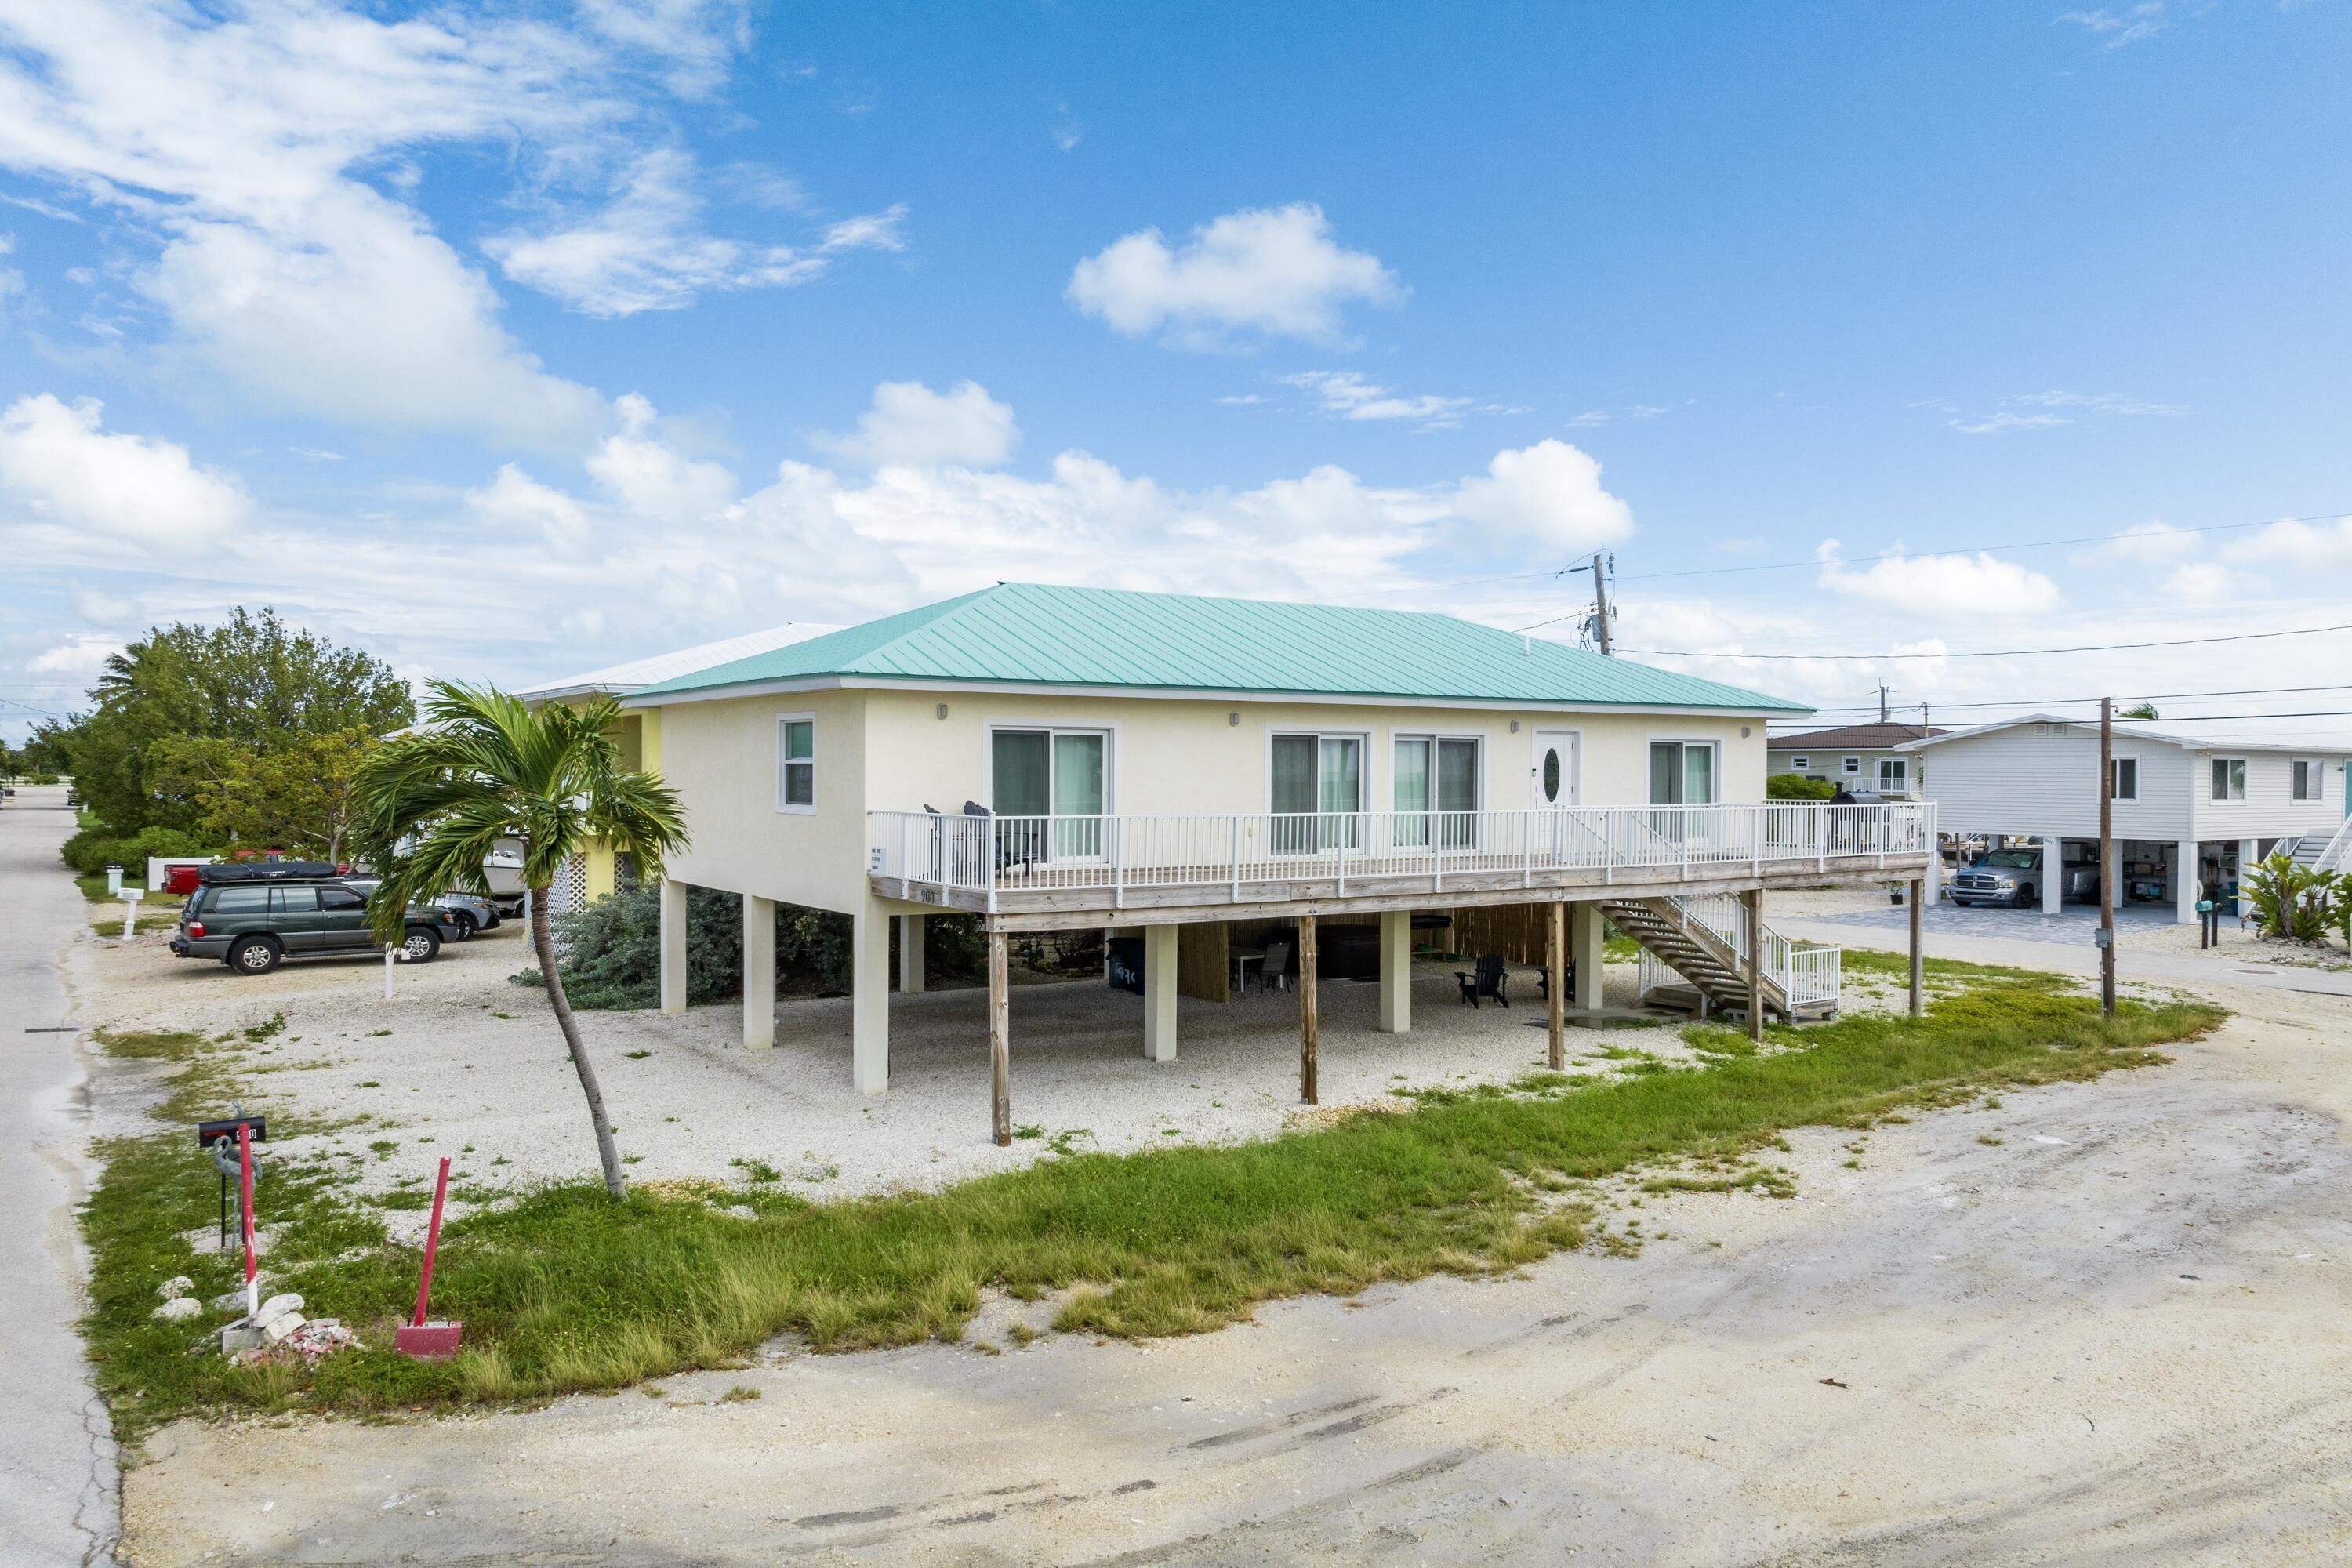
[1896,714,2352,922]
[617,584,1936,1140]
[1766,723,1944,798]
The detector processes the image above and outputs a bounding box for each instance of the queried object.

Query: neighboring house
[1766,723,1944,797]
[619,583,1936,1137]
[1896,714,2352,922]
[515,622,826,910]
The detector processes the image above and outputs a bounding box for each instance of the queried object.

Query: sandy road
[118,969,2352,1566]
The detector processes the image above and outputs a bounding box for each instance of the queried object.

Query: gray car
[1948,849,2045,908]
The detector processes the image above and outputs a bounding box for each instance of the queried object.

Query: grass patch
[1838,948,2056,986]
[78,975,2220,1432]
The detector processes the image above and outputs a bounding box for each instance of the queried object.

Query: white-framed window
[775,715,815,812]
[1841,756,1861,775]
[2210,757,2245,801]
[1271,731,1364,852]
[2111,757,2138,802]
[2292,758,2325,801]
[990,727,1109,858]
[1648,740,1718,805]
[1393,733,1481,848]
[1790,755,1809,770]
[1876,757,1907,794]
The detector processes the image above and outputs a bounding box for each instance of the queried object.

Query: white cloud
[816,380,1020,470]
[1449,440,1635,551]
[585,394,738,521]
[485,148,906,317]
[29,633,122,675]
[2222,514,2352,568]
[1947,389,2183,435]
[0,394,247,546]
[2056,5,2168,48]
[466,463,596,553]
[1816,541,2063,615]
[1278,371,1473,430]
[2071,519,2202,566]
[2161,562,2264,603]
[0,2,892,449]
[1067,203,1402,349]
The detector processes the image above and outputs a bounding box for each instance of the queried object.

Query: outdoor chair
[1534,962,1574,1002]
[1455,954,1509,1008]
[1260,940,1291,992]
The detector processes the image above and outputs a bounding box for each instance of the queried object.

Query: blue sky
[3,0,2350,747]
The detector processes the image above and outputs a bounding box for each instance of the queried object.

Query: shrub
[60,824,215,877]
[2240,851,2344,943]
[532,886,868,1010]
[1766,773,1835,801]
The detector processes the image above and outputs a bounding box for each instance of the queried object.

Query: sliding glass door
[1394,735,1479,848]
[992,728,1107,862]
[1272,733,1361,853]
[1649,740,1715,844]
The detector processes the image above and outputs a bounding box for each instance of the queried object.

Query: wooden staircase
[1600,895,1837,1022]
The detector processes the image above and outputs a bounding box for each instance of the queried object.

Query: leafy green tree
[354,683,687,1199]
[145,727,378,862]
[43,608,412,834]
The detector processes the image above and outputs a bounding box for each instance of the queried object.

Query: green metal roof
[626,583,1809,713]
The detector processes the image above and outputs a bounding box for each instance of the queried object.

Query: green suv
[172,879,464,975]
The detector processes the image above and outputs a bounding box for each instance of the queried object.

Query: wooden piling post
[1744,887,1765,1043]
[1298,913,1319,1105]
[1907,878,1925,1018]
[989,927,1011,1146]
[1547,900,1566,1070]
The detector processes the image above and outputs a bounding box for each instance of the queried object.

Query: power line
[1617,619,2352,662]
[0,695,72,718]
[1777,681,2352,720]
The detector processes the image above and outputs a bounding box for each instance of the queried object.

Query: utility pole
[2099,695,2116,1017]
[1590,551,1613,655]
[1878,684,1891,725]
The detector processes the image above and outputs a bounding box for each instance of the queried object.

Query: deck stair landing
[1604,894,1840,1022]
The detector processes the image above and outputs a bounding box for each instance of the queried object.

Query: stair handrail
[2313,816,2352,877]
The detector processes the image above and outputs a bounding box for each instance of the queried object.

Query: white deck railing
[1634,891,1842,1012]
[869,801,1933,909]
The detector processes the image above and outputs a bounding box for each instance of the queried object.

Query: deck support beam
[1547,900,1566,1069]
[2237,839,2259,919]
[657,877,688,1016]
[1144,923,1178,1062]
[1377,909,1411,1033]
[2042,837,2063,916]
[1298,913,1319,1105]
[2175,838,2201,926]
[1570,901,1605,1012]
[1744,887,1764,1043]
[852,896,891,1094]
[898,913,926,993]
[743,895,775,1051]
[989,928,1011,1146]
[1907,878,1924,1017]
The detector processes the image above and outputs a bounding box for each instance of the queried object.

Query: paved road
[1,788,121,1566]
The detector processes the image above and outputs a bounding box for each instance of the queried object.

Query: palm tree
[354,681,687,1198]
[2119,702,2159,720]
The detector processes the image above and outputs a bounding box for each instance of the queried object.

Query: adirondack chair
[1455,954,1509,1008]
[1534,961,1575,1001]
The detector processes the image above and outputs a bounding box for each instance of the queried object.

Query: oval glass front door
[1542,746,1562,804]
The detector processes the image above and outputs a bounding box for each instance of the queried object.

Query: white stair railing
[1630,891,1842,1014]
[2311,817,2352,877]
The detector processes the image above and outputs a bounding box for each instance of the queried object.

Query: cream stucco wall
[644,684,1771,916]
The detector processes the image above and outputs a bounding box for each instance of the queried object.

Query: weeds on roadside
[78,975,2221,1432]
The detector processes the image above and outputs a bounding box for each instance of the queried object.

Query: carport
[1897,716,2350,924]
